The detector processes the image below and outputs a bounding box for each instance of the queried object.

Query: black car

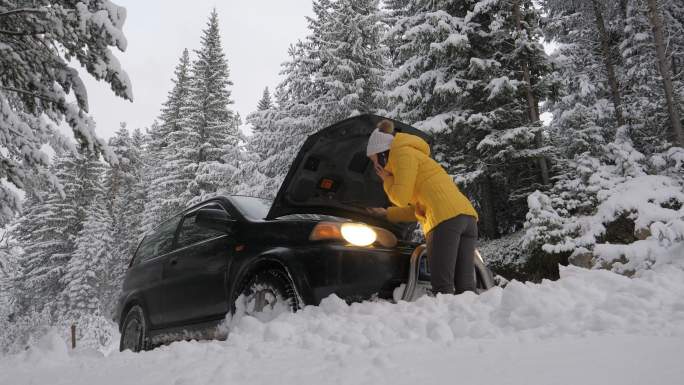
[116,114,495,352]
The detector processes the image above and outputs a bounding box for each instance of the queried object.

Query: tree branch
[0,28,47,36]
[0,8,47,18]
[0,86,60,104]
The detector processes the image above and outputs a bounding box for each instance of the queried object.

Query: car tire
[119,305,148,353]
[234,269,299,321]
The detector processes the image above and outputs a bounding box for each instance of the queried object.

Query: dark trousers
[426,215,477,294]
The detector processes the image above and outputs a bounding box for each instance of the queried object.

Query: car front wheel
[119,305,148,352]
[234,269,299,322]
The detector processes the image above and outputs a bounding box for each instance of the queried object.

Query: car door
[160,203,234,326]
[131,215,182,327]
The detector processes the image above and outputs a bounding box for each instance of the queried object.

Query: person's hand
[375,166,392,182]
[415,204,426,217]
[366,207,387,218]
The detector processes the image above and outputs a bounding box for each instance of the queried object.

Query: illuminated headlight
[309,222,397,248]
[340,223,377,247]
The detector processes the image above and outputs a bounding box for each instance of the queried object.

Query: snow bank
[2,265,683,385]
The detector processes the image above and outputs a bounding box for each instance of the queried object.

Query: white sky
[82,0,313,138]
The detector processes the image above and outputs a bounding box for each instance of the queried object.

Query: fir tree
[246,0,387,192]
[310,0,386,123]
[185,9,241,203]
[12,152,105,318]
[141,49,194,232]
[257,87,274,111]
[102,126,146,310]
[385,0,553,237]
[0,1,131,224]
[60,193,114,316]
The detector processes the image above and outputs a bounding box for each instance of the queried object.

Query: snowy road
[3,265,684,385]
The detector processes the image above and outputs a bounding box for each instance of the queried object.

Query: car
[115,114,495,352]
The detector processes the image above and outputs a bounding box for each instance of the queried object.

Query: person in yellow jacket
[367,119,479,295]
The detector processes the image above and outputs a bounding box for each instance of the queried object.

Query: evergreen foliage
[12,152,105,319]
[384,0,553,237]
[141,49,194,232]
[185,9,241,203]
[0,0,131,225]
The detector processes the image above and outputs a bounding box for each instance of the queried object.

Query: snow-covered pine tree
[60,192,114,317]
[385,0,553,237]
[255,43,318,185]
[245,87,281,197]
[101,126,146,310]
[644,0,683,147]
[257,87,274,111]
[141,49,194,232]
[246,0,387,193]
[11,151,105,319]
[522,0,684,275]
[310,0,386,123]
[185,9,241,203]
[0,1,131,225]
[619,0,670,153]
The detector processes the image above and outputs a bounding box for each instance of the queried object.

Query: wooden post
[70,324,76,349]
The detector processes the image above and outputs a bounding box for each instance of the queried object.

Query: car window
[176,203,229,249]
[133,216,181,264]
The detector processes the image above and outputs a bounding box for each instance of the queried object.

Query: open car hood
[266,114,432,240]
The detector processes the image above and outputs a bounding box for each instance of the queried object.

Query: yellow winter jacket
[383,133,478,234]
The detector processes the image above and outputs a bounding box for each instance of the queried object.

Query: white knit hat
[366,128,395,156]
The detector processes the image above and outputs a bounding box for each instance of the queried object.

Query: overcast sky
[82,1,313,139]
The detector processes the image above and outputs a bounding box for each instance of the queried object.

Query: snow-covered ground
[2,263,684,385]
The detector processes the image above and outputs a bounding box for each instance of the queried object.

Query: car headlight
[310,222,397,248]
[340,223,376,246]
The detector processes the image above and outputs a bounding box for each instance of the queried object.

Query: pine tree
[60,193,114,316]
[385,0,553,237]
[12,152,105,318]
[257,87,274,111]
[141,49,194,232]
[246,88,281,197]
[0,1,132,224]
[645,0,683,146]
[102,126,146,310]
[185,9,241,203]
[619,0,670,153]
[245,0,387,193]
[310,0,386,123]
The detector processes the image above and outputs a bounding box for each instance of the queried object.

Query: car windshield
[230,196,272,220]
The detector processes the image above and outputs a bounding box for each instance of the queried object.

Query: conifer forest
[0,2,683,382]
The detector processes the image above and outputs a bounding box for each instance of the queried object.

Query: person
[366,119,479,295]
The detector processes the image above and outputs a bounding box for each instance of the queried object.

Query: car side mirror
[195,208,236,233]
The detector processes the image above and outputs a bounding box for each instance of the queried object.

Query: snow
[2,264,684,385]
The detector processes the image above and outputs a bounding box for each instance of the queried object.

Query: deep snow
[2,264,683,385]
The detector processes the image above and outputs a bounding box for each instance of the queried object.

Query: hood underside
[266,114,432,239]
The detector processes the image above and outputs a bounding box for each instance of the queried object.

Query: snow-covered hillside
[3,260,683,385]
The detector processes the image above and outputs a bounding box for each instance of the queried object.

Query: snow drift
[2,261,683,385]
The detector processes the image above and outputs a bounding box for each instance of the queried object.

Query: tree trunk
[646,0,684,147]
[590,0,626,128]
[512,0,550,186]
[479,175,498,239]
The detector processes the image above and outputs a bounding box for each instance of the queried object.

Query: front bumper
[292,243,412,305]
